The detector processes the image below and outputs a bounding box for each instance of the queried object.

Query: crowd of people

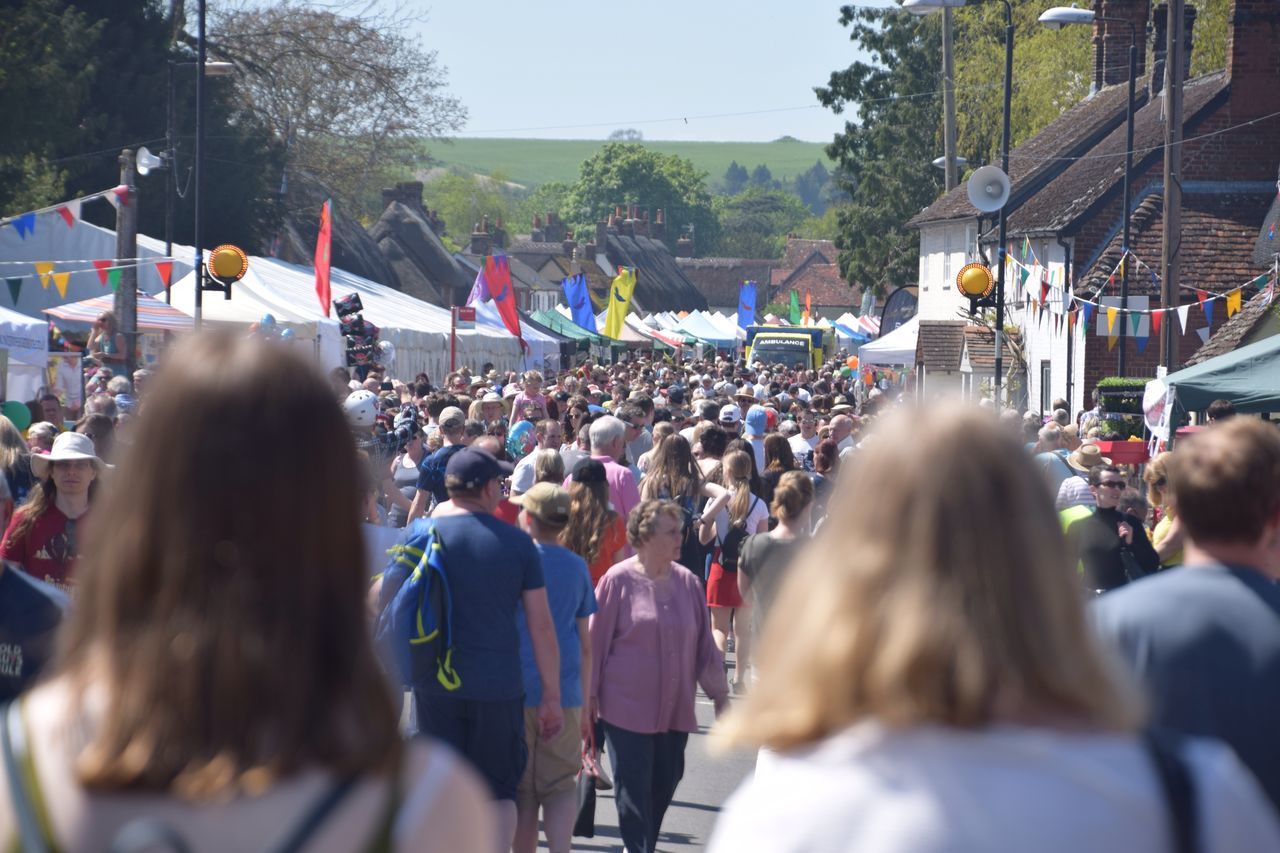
[0,332,1278,853]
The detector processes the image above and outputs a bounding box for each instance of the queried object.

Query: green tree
[818,6,942,295]
[713,188,813,259]
[427,169,517,248]
[514,180,573,233]
[563,143,720,255]
[793,160,830,214]
[1189,0,1229,78]
[749,164,776,189]
[723,160,749,195]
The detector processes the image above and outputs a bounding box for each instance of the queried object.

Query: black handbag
[573,731,599,838]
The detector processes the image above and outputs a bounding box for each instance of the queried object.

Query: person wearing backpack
[639,435,730,585]
[405,406,470,523]
[701,449,769,693]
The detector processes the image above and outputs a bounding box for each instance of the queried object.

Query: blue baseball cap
[445,447,514,490]
[744,405,769,438]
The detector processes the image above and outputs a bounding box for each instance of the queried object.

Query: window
[919,252,928,291]
[1040,360,1052,415]
[942,228,954,288]
[966,224,978,261]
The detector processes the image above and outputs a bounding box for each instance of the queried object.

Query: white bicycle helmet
[343,389,378,428]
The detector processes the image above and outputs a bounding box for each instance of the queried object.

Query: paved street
[542,656,757,852]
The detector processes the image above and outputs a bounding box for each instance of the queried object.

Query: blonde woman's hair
[1142,451,1174,513]
[0,416,28,471]
[717,404,1143,752]
[721,449,753,524]
[532,448,564,485]
[770,470,813,523]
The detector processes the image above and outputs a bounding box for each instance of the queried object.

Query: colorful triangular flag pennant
[1136,333,1149,353]
[1151,309,1163,337]
[1196,326,1210,345]
[92,260,112,286]
[1226,288,1242,318]
[5,278,21,305]
[1081,302,1094,330]
[1203,298,1214,326]
[1129,311,1142,337]
[56,199,81,228]
[107,268,122,291]
[34,262,54,289]
[109,185,130,208]
[51,272,69,298]
[1177,304,1190,334]
[1195,288,1208,306]
[156,261,173,289]
[13,213,36,239]
[1107,333,1118,351]
[1106,306,1118,335]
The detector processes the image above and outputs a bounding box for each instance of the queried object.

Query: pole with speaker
[965,163,1012,403]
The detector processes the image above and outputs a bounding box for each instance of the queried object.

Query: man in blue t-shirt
[511,482,597,852]
[0,561,68,702]
[406,405,469,522]
[1094,417,1280,812]
[413,446,562,851]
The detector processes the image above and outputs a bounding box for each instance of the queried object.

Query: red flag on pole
[485,254,525,348]
[315,199,332,317]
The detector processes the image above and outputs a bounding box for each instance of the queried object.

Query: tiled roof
[675,257,779,308]
[1007,72,1230,235]
[1079,191,1274,302]
[772,262,856,307]
[507,241,566,255]
[963,326,1020,370]
[782,238,836,269]
[1184,289,1276,366]
[908,81,1137,228]
[916,321,967,372]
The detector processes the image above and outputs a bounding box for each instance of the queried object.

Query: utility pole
[1159,0,1185,373]
[115,150,139,380]
[942,6,959,191]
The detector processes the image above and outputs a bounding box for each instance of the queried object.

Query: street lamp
[159,59,233,304]
[932,155,969,170]
[903,0,1014,404]
[1040,5,1138,376]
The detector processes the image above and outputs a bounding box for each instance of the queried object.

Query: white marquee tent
[858,315,919,366]
[0,304,49,400]
[169,257,522,379]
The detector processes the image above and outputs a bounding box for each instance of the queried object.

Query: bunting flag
[561,273,597,333]
[57,199,81,228]
[1129,312,1142,337]
[1196,327,1211,345]
[1081,302,1095,330]
[1226,288,1242,317]
[107,268,121,291]
[1018,266,1030,290]
[1106,306,1118,335]
[6,278,21,305]
[1195,288,1208,307]
[155,261,173,290]
[13,213,36,239]
[34,262,54,289]
[109,185,129,208]
[1021,236,1030,260]
[737,281,757,330]
[1151,309,1163,338]
[788,290,800,325]
[1107,333,1118,351]
[1136,333,1149,353]
[51,272,69,298]
[1202,298,1215,326]
[603,266,636,340]
[1117,254,1125,278]
[1251,273,1270,289]
[1039,277,1049,306]
[1062,284,1071,315]
[1176,304,1190,334]
[314,199,332,316]
[485,254,523,344]
[92,260,112,286]
[1067,308,1077,333]
[803,290,812,326]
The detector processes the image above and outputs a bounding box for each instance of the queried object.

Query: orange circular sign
[208,244,249,281]
[957,262,994,299]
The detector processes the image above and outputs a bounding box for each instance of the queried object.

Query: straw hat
[31,432,105,480]
[1067,444,1112,473]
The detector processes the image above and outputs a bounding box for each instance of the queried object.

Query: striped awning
[43,291,194,332]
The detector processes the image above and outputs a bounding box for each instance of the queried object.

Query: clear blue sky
[408,1,902,143]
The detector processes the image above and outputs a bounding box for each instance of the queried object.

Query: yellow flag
[1227,288,1242,318]
[34,262,54,290]
[1106,306,1118,334]
[603,268,636,340]
[51,272,70,298]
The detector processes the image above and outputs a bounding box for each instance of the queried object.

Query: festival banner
[484,254,523,343]
[737,281,757,330]
[788,290,800,325]
[561,273,597,333]
[314,199,332,317]
[603,267,636,340]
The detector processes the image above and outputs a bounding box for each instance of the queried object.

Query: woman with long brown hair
[701,449,769,693]
[561,459,627,587]
[759,433,797,508]
[708,404,1280,852]
[0,333,492,852]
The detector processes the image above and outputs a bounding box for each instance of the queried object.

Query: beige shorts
[516,706,582,804]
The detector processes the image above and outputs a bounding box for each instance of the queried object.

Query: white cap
[718,404,742,424]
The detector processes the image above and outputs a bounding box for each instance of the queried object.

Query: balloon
[846,356,859,369]
[506,419,536,459]
[1,400,31,431]
[377,339,396,366]
[279,328,295,341]
[839,366,852,378]
[260,314,277,329]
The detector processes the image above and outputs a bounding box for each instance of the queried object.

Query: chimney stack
[469,222,491,256]
[652,208,666,241]
[1150,3,1197,97]
[1092,0,1150,91]
[1228,0,1280,118]
[562,231,576,257]
[675,234,694,258]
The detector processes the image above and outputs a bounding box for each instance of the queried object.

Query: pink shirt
[590,559,728,734]
[564,455,641,524]
[511,391,547,417]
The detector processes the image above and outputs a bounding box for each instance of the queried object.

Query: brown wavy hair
[561,462,618,567]
[59,332,400,798]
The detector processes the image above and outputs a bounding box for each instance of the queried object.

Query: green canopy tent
[1163,333,1280,415]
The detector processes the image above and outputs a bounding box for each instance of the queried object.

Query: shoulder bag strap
[266,775,359,853]
[2,700,53,853]
[1142,729,1198,853]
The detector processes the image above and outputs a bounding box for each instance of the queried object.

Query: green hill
[424,138,833,189]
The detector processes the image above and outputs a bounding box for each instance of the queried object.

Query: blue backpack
[374,520,462,692]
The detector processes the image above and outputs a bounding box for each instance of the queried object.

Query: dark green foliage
[793,160,830,215]
[712,188,812,259]
[817,6,943,296]
[749,163,776,190]
[723,160,748,195]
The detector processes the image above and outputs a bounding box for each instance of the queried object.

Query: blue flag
[738,280,757,330]
[562,273,597,333]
